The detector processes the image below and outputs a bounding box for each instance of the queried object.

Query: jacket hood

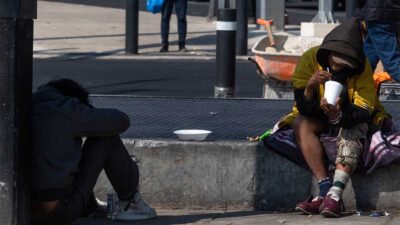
[33,85,64,103]
[316,18,366,75]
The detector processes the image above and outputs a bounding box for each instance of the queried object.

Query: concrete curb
[94,139,400,211]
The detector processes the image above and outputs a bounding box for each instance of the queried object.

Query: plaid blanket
[263,120,400,174]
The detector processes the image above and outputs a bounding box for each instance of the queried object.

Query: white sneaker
[114,192,157,221]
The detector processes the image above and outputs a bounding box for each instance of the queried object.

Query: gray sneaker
[114,192,157,221]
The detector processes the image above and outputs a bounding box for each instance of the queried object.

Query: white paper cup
[324,81,343,105]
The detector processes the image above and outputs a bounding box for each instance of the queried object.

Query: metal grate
[91,96,400,140]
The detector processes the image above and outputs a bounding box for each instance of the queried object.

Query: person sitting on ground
[264,18,391,218]
[31,79,156,225]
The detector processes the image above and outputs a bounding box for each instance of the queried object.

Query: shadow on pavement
[73,210,270,225]
[33,58,264,98]
[34,31,214,42]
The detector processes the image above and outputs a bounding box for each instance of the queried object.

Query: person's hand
[304,70,331,100]
[320,97,341,124]
[306,71,331,90]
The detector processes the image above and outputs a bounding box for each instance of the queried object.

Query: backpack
[146,0,165,14]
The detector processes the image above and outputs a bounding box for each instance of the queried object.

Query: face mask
[330,68,352,85]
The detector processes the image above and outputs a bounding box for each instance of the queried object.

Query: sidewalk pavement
[34,0,278,60]
[74,210,400,225]
[33,0,273,97]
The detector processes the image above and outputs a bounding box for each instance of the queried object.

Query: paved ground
[33,58,264,97]
[33,0,314,98]
[34,0,269,59]
[33,0,272,97]
[73,210,400,225]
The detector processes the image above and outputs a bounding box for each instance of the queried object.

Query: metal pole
[265,0,285,31]
[345,0,356,18]
[312,0,334,23]
[236,0,248,55]
[0,0,36,224]
[126,0,139,54]
[207,0,218,21]
[218,0,226,8]
[256,0,284,30]
[215,8,236,98]
[256,0,267,29]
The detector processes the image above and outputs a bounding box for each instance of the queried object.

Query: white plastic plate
[173,129,212,141]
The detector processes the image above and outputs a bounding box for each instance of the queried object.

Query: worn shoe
[179,45,188,52]
[78,196,108,220]
[114,192,157,221]
[295,196,324,215]
[320,194,344,218]
[159,45,168,52]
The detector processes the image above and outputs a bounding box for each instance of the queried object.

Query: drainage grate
[91,96,400,140]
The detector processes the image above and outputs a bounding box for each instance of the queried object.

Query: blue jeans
[364,21,400,82]
[161,0,187,46]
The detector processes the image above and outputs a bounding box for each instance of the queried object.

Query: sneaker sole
[320,210,340,218]
[115,214,156,221]
[295,207,318,215]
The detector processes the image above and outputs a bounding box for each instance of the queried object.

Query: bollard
[236,0,248,55]
[312,0,334,23]
[0,0,36,224]
[126,0,139,54]
[345,0,356,18]
[215,8,236,98]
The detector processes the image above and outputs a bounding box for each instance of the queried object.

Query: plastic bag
[146,0,164,14]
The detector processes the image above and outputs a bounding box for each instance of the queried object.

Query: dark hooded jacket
[277,18,386,129]
[357,0,400,22]
[32,86,130,196]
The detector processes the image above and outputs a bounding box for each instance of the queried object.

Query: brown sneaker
[320,194,344,218]
[295,196,324,215]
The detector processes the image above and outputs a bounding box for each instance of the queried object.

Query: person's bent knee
[293,116,325,136]
[336,123,368,172]
[335,140,361,172]
[293,116,310,132]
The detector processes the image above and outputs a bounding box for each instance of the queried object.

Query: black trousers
[161,0,187,46]
[33,136,139,225]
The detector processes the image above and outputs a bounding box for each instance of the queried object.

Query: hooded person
[31,79,157,225]
[264,18,390,217]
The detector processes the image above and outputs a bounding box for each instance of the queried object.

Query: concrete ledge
[94,139,400,211]
[300,22,339,37]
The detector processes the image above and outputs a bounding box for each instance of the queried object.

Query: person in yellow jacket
[277,18,390,218]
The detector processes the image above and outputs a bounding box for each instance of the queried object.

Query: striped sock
[327,170,349,199]
[318,177,332,197]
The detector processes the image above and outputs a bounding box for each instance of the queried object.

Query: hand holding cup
[320,97,341,122]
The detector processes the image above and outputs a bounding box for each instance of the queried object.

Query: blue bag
[146,0,165,14]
